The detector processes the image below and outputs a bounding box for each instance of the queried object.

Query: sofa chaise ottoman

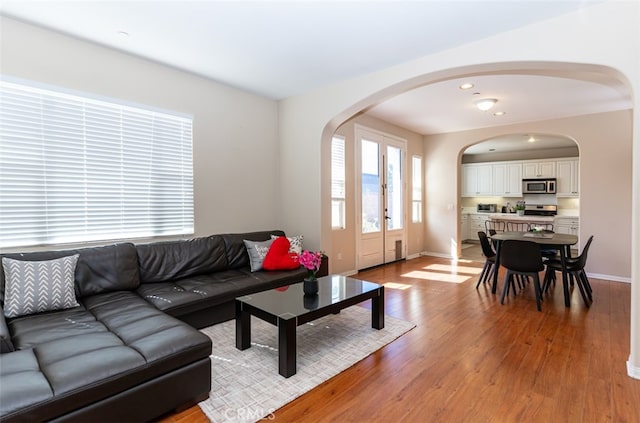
[0,243,212,422]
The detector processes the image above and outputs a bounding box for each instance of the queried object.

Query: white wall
[424,110,632,280]
[0,16,281,240]
[277,2,639,376]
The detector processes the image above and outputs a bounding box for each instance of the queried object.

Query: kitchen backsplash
[461,196,579,213]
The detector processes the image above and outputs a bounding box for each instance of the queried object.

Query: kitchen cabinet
[492,163,522,196]
[555,217,579,236]
[461,214,469,240]
[522,160,556,178]
[468,213,490,240]
[556,159,579,197]
[462,164,492,197]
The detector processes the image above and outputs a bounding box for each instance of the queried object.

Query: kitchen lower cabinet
[555,217,579,235]
[555,216,580,253]
[468,214,490,240]
[461,214,469,241]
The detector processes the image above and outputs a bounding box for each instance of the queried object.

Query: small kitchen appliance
[477,203,497,213]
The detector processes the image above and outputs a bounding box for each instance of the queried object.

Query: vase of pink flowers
[299,250,323,295]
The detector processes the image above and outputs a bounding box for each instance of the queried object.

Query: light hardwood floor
[158,254,639,422]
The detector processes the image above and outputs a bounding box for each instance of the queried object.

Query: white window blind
[331,135,346,229]
[0,79,194,248]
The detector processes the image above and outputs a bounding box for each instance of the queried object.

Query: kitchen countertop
[488,214,554,223]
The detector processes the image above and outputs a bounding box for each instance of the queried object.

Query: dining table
[490,231,579,307]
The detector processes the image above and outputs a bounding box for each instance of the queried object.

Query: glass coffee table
[235,275,384,377]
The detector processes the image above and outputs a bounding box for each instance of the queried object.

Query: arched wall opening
[320,61,632,282]
[457,133,580,258]
[315,59,636,379]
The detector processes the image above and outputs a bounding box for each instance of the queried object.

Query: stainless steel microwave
[522,178,556,194]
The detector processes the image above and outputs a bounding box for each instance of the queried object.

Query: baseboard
[586,272,631,284]
[420,251,454,259]
[627,358,640,379]
[406,253,422,260]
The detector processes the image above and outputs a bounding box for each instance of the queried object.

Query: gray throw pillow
[243,239,274,272]
[2,255,80,318]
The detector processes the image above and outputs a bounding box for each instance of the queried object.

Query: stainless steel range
[524,204,557,216]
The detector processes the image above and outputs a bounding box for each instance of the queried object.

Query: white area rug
[198,306,415,422]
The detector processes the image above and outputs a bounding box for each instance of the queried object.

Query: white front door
[356,126,406,270]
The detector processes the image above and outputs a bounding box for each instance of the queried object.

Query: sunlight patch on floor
[400,270,471,284]
[382,282,412,290]
[424,263,483,275]
[453,258,475,264]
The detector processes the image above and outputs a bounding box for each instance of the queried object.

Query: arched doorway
[322,63,630,278]
[459,133,580,261]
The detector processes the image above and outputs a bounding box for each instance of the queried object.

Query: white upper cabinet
[493,163,522,196]
[462,157,577,198]
[556,159,580,197]
[462,164,493,197]
[522,160,556,178]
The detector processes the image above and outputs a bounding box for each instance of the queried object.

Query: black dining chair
[500,240,545,311]
[476,231,496,288]
[506,221,531,232]
[543,235,594,307]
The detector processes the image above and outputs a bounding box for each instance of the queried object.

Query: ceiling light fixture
[117,30,130,38]
[493,111,506,116]
[528,136,536,143]
[475,98,498,111]
[459,83,474,90]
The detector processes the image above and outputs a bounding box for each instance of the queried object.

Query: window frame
[331,135,346,230]
[412,155,423,223]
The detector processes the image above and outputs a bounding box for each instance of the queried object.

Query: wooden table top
[491,231,578,246]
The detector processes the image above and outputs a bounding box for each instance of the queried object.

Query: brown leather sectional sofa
[0,230,324,422]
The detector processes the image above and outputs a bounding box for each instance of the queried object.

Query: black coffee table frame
[235,276,384,378]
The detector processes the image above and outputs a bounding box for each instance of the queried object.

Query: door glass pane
[386,145,403,230]
[361,139,380,233]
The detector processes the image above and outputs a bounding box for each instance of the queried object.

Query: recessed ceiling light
[493,111,506,116]
[528,136,536,143]
[489,148,496,152]
[459,83,474,90]
[117,30,130,38]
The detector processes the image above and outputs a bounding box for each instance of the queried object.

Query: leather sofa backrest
[221,230,285,269]
[0,243,140,299]
[136,236,228,283]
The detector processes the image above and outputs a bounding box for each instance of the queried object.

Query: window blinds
[0,79,194,248]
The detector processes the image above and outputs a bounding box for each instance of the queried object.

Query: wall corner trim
[627,358,640,380]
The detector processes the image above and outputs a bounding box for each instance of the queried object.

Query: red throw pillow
[263,236,300,271]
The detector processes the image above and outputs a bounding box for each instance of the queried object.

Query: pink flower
[298,250,323,273]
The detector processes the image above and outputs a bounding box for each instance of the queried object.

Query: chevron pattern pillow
[2,255,80,318]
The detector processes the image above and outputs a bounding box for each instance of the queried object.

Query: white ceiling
[0,0,632,148]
